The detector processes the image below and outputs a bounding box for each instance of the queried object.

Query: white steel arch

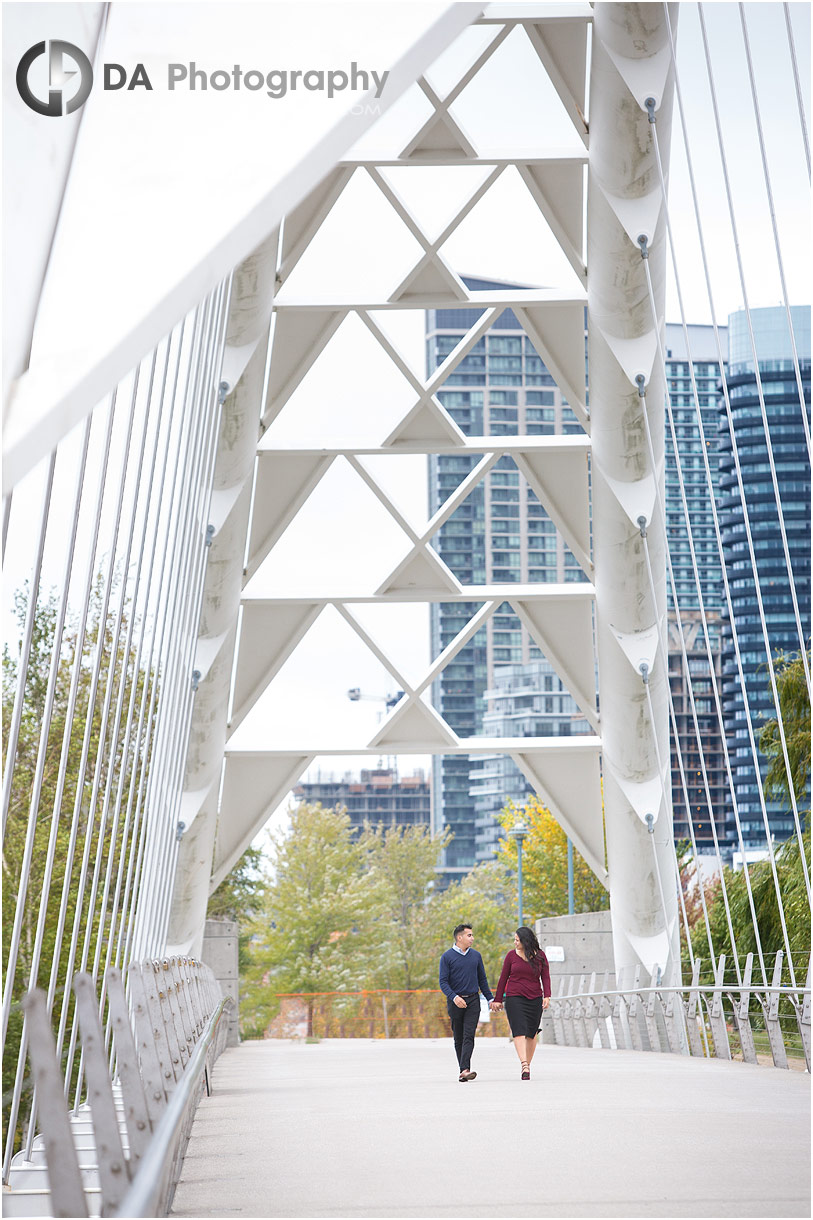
[166,2,679,989]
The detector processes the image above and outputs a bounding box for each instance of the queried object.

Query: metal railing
[548,951,811,1071]
[5,957,232,1218]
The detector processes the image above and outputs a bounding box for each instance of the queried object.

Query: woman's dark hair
[516,925,541,964]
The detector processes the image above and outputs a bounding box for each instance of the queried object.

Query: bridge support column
[587,4,681,981]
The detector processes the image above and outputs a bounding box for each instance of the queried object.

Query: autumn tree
[497,795,609,919]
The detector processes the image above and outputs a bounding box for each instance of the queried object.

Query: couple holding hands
[438,923,551,1082]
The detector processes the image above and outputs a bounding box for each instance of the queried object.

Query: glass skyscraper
[663,323,728,851]
[718,305,811,849]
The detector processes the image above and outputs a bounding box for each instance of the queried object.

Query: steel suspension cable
[116,315,205,968]
[121,307,212,964]
[99,330,181,992]
[697,2,810,684]
[639,519,722,971]
[738,3,811,462]
[129,284,223,960]
[1,452,56,838]
[151,275,231,950]
[648,102,811,898]
[634,386,740,978]
[783,2,811,181]
[63,351,160,1102]
[9,398,119,1175]
[1,416,94,1175]
[641,252,797,989]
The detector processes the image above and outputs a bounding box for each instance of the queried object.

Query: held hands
[453,995,467,1009]
[489,999,503,1012]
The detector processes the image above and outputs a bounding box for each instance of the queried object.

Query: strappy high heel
[521,1061,530,1080]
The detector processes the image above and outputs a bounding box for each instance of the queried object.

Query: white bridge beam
[587,3,680,981]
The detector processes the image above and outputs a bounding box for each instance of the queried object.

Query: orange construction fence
[265,988,512,1039]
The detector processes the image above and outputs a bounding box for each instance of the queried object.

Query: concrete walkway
[171,1038,810,1218]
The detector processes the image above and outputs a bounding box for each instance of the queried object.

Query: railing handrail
[115,993,234,1218]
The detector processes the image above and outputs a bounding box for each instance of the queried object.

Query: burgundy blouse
[495,949,551,1000]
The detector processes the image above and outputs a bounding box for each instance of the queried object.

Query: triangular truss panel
[212,753,314,890]
[220,3,607,892]
[511,745,606,884]
[514,439,592,574]
[509,590,598,730]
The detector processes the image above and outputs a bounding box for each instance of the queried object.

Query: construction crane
[346,687,404,774]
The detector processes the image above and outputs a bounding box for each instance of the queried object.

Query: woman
[490,926,551,1079]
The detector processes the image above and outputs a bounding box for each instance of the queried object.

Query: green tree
[242,803,387,1036]
[3,580,151,1151]
[359,822,451,990]
[685,647,811,985]
[497,795,609,919]
[207,845,267,972]
[759,650,811,815]
[430,860,514,986]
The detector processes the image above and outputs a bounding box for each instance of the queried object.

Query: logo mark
[17,41,93,116]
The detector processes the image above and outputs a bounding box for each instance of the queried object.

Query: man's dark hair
[453,923,472,939]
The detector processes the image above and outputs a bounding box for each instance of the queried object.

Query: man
[438,923,494,1082]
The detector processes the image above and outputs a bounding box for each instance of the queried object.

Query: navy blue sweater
[439,947,493,1002]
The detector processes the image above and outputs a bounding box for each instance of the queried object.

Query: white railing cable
[738,4,811,463]
[697,2,810,686]
[783,2,811,181]
[648,82,811,898]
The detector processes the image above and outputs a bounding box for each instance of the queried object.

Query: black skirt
[504,994,544,1038]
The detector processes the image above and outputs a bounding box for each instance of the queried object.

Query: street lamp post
[567,837,574,915]
[509,822,528,926]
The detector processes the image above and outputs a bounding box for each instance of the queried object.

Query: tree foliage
[206,845,267,971]
[358,822,451,990]
[759,650,811,814]
[496,795,609,919]
[241,804,388,1035]
[3,580,150,1150]
[242,806,515,1035]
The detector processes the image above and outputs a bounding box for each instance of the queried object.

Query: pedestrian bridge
[3,2,810,1216]
[171,1038,809,1218]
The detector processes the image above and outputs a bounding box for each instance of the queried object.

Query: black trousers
[447,994,480,1072]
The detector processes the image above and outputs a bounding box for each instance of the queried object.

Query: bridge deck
[171,1038,810,1218]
